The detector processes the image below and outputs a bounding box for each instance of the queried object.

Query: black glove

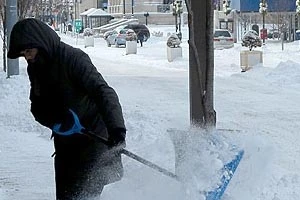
[108,128,126,147]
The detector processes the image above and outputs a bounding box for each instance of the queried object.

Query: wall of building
[107,0,168,14]
[79,0,97,14]
[77,0,187,25]
[233,0,296,12]
[267,0,296,12]
[112,12,187,25]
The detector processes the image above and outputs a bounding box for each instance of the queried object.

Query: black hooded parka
[8,18,126,199]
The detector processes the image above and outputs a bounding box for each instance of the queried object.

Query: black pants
[53,134,123,200]
[139,39,143,47]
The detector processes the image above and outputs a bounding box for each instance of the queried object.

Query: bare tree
[269,0,293,39]
[18,0,33,19]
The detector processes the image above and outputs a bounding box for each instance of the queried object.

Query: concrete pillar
[6,0,19,77]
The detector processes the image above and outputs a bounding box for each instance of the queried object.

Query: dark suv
[123,24,150,42]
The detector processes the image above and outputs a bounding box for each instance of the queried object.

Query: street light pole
[222,0,231,15]
[144,12,149,25]
[263,11,265,42]
[131,0,134,18]
[172,0,183,40]
[6,0,19,78]
[123,0,126,18]
[223,0,238,42]
[296,0,300,29]
[259,0,268,44]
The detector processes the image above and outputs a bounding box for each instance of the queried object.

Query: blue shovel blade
[206,150,244,200]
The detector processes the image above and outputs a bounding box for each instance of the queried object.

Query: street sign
[74,19,82,33]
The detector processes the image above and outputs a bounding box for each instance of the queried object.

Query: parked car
[213,29,234,49]
[267,29,280,39]
[123,24,150,42]
[103,30,114,40]
[104,28,129,47]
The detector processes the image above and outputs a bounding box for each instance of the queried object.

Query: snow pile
[169,128,242,200]
[265,60,300,86]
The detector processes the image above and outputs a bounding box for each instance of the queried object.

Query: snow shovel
[53,109,178,180]
[53,109,244,199]
[206,149,244,200]
[169,129,244,200]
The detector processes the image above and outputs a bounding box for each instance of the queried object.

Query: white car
[104,28,128,47]
[213,29,234,49]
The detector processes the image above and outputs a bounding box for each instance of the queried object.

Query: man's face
[20,48,38,63]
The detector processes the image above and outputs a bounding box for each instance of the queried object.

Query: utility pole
[186,0,216,128]
[74,0,77,20]
[123,0,126,18]
[259,0,268,44]
[6,0,19,78]
[172,0,183,40]
[131,0,134,18]
[144,12,149,25]
[296,0,300,30]
[222,0,231,15]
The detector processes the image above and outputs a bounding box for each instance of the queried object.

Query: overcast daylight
[1,0,300,200]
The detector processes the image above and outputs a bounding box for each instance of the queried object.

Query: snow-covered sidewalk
[1,26,300,199]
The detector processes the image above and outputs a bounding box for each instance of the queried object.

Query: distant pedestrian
[137,31,144,47]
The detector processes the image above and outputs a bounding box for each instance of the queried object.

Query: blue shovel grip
[52,109,84,136]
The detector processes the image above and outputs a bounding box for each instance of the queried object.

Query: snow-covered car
[103,30,114,40]
[267,29,280,39]
[104,28,129,47]
[242,30,262,51]
[213,29,234,49]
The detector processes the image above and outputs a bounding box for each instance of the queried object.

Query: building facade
[78,0,184,25]
[230,0,296,12]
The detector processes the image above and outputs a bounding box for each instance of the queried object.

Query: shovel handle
[83,130,178,180]
[121,148,178,179]
[53,109,178,180]
[82,129,111,145]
